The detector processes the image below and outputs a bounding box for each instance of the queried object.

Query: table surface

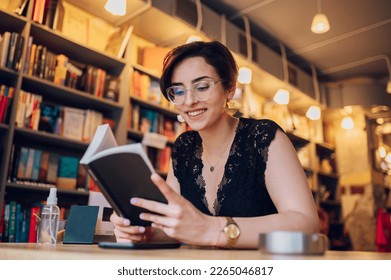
[1,243,390,260]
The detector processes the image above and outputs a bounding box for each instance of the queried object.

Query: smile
[187,109,206,117]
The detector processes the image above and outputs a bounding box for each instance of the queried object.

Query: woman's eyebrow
[171,76,213,86]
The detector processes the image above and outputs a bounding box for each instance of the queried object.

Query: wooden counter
[1,243,390,260]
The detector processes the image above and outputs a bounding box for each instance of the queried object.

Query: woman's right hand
[110,212,147,243]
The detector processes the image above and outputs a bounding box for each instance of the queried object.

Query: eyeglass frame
[165,78,224,105]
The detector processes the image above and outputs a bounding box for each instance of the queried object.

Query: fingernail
[130,198,139,205]
[123,219,130,226]
[151,173,160,181]
[139,213,145,219]
[139,227,145,233]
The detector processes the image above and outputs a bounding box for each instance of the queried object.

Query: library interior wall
[3,0,389,250]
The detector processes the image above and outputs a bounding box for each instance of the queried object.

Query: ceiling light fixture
[185,0,203,44]
[311,0,330,34]
[306,105,321,120]
[274,43,290,105]
[306,64,322,120]
[186,35,203,43]
[238,67,252,84]
[273,88,290,105]
[105,0,126,16]
[341,116,354,130]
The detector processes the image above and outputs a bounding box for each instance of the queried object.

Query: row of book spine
[130,104,187,141]
[23,37,113,99]
[8,145,91,191]
[131,70,174,110]
[32,0,63,30]
[15,89,113,143]
[0,32,25,71]
[0,84,14,124]
[0,200,67,243]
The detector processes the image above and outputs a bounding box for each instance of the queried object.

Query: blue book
[15,203,21,242]
[17,147,29,181]
[31,149,42,181]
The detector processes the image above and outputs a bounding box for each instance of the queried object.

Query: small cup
[56,220,67,243]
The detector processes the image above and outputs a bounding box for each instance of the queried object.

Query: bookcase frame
[0,3,127,215]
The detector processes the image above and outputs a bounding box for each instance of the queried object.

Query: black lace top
[172,118,281,217]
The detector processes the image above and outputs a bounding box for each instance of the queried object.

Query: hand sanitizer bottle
[37,188,60,245]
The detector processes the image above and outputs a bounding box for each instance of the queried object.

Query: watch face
[226,224,240,239]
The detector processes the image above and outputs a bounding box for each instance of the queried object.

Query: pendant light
[341,116,354,130]
[105,0,126,16]
[186,0,203,44]
[306,64,322,120]
[238,67,252,84]
[274,43,290,105]
[311,0,330,34]
[306,105,321,120]
[273,88,290,105]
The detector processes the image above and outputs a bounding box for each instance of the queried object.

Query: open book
[80,124,167,226]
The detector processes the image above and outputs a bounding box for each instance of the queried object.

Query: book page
[80,124,118,164]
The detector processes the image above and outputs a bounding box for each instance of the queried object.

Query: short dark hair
[160,41,238,100]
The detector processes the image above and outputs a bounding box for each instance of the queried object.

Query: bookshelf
[0,1,344,246]
[0,3,127,242]
[127,62,186,175]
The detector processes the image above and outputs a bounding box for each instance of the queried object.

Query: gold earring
[225,100,238,116]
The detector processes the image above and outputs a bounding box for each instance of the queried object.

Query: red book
[32,0,46,24]
[28,206,40,243]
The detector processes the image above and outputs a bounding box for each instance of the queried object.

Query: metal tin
[259,231,328,255]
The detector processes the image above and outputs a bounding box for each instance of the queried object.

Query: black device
[98,242,181,250]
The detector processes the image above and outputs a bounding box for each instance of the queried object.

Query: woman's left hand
[130,173,219,246]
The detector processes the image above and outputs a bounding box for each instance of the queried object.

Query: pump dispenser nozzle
[47,188,58,206]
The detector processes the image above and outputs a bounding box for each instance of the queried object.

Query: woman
[111,41,319,248]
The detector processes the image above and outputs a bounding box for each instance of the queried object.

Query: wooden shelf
[13,127,89,152]
[127,128,175,146]
[317,171,339,180]
[6,182,89,197]
[0,66,19,83]
[316,142,335,154]
[0,8,26,32]
[286,132,310,147]
[130,96,177,118]
[320,199,341,207]
[22,75,123,116]
[29,23,125,75]
[0,123,9,131]
[132,63,161,79]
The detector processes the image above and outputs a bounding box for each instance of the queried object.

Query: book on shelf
[32,0,46,24]
[141,46,170,74]
[61,106,85,141]
[56,155,79,190]
[104,25,133,58]
[43,0,60,28]
[46,152,60,184]
[0,32,11,67]
[28,206,40,243]
[14,0,29,16]
[0,84,14,124]
[103,75,120,102]
[80,124,167,226]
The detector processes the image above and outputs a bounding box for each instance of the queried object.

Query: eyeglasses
[166,78,223,105]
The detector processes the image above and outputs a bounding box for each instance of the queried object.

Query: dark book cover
[43,0,59,29]
[12,34,25,71]
[5,32,18,69]
[80,124,167,227]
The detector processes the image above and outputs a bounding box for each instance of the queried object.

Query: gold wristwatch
[223,217,240,248]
